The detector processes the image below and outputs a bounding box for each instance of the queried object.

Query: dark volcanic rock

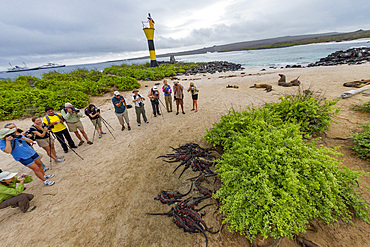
[184,61,243,75]
[307,47,370,67]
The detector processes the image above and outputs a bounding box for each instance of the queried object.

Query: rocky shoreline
[307,47,370,67]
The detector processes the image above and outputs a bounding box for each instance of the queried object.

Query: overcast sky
[1,0,369,70]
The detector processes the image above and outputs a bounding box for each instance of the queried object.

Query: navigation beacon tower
[142,13,158,67]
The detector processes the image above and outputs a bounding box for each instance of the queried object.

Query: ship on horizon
[7,62,66,72]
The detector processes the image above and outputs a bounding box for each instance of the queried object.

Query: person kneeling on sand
[85,104,106,139]
[0,170,36,213]
[173,81,185,115]
[43,106,78,153]
[112,91,131,131]
[0,128,55,186]
[132,89,149,126]
[187,82,199,112]
[30,117,64,163]
[61,103,92,146]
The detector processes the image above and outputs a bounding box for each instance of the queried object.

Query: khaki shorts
[115,111,129,125]
[91,118,102,130]
[67,120,84,132]
[36,138,54,148]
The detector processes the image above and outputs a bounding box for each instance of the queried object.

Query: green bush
[351,124,370,160]
[265,94,340,135]
[205,105,368,242]
[352,101,370,114]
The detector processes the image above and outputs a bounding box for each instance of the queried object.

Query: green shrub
[352,101,370,114]
[205,106,368,242]
[351,124,370,160]
[265,94,340,135]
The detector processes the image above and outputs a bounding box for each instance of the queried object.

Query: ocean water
[1,39,369,80]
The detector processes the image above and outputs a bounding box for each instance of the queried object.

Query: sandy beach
[1,63,369,247]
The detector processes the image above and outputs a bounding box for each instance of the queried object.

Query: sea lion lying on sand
[226,85,239,89]
[278,76,301,87]
[343,79,370,88]
[250,84,272,92]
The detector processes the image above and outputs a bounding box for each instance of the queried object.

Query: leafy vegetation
[352,101,370,114]
[351,124,370,160]
[0,63,199,120]
[204,96,368,242]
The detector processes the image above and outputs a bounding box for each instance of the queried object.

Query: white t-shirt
[132,94,144,107]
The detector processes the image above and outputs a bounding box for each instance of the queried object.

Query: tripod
[49,130,84,160]
[91,115,115,141]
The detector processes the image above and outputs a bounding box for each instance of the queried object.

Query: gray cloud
[0,0,369,70]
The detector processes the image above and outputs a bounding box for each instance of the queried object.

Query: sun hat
[153,86,158,90]
[4,123,15,128]
[114,91,120,96]
[65,102,73,108]
[0,128,16,139]
[0,171,17,181]
[132,89,139,93]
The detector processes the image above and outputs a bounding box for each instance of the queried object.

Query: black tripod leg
[101,118,116,139]
[100,116,114,130]
[48,134,53,170]
[92,120,98,142]
[51,132,84,160]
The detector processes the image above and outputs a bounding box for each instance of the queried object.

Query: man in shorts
[112,91,131,131]
[43,106,77,153]
[173,81,185,115]
[0,128,55,186]
[61,103,92,146]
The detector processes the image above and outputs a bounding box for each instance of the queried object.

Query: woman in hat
[187,82,199,112]
[0,128,55,186]
[0,169,36,213]
[148,86,161,117]
[132,89,149,126]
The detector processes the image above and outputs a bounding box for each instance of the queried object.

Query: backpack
[44,113,64,125]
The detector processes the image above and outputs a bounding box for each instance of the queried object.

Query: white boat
[37,62,66,69]
[7,62,39,72]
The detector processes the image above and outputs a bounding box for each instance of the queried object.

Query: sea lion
[343,79,370,88]
[278,74,286,83]
[226,85,239,89]
[250,84,272,92]
[289,76,301,86]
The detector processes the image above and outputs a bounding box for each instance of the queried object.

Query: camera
[71,107,80,113]
[139,102,144,107]
[94,108,100,113]
[7,133,22,139]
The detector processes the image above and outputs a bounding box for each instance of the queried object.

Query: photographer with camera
[85,104,106,138]
[30,117,64,163]
[132,89,149,126]
[148,86,161,117]
[43,106,78,154]
[187,82,199,112]
[0,128,55,186]
[0,169,36,213]
[173,81,185,115]
[61,103,92,146]
[112,91,131,131]
[162,80,172,112]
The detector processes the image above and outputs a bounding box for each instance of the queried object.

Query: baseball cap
[114,91,120,96]
[65,102,73,108]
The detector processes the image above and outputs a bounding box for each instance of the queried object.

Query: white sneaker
[55,158,65,163]
[44,174,54,179]
[56,156,64,159]
[43,167,49,172]
[43,180,55,186]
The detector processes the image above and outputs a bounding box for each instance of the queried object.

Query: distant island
[129,29,370,60]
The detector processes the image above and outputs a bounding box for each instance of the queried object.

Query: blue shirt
[112,96,126,113]
[0,136,37,161]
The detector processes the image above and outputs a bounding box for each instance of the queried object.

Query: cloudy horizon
[1,0,369,71]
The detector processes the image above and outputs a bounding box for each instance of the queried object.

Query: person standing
[43,106,78,153]
[61,103,92,146]
[0,170,36,213]
[30,117,64,163]
[112,91,131,131]
[187,82,199,112]
[0,128,55,186]
[148,86,161,117]
[162,80,173,112]
[85,104,106,139]
[173,81,185,115]
[132,89,149,126]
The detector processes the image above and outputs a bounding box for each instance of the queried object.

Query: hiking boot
[99,134,102,139]
[176,112,179,115]
[128,126,131,131]
[64,150,68,153]
[145,121,149,124]
[121,126,125,131]
[182,112,185,114]
[27,206,37,213]
[55,158,64,163]
[138,123,141,126]
[101,132,106,134]
[43,180,55,186]
[44,174,55,179]
[78,141,84,146]
[87,141,93,145]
